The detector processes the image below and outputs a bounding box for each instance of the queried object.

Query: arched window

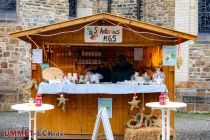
[0,0,17,22]
[69,0,77,18]
[198,0,210,33]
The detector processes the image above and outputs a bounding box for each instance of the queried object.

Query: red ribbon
[178,38,182,56]
[133,93,137,98]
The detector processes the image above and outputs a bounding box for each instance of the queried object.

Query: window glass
[198,0,210,33]
[69,0,77,18]
[0,0,17,22]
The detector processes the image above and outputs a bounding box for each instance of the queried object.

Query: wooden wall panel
[36,93,161,135]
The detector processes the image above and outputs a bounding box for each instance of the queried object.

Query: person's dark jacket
[96,66,111,82]
[111,61,134,83]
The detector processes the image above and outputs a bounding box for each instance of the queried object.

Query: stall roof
[9,13,197,46]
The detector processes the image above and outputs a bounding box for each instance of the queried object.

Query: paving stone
[0,112,209,139]
[175,112,210,140]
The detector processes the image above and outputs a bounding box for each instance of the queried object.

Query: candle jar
[28,98,34,105]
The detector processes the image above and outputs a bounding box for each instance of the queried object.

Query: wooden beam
[43,42,161,47]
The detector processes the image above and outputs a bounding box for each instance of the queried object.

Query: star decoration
[128,97,141,110]
[57,94,68,112]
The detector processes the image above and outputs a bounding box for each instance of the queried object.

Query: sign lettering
[85,26,122,43]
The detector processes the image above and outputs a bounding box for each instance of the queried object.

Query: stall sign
[85,26,122,43]
[163,46,177,66]
[98,98,112,118]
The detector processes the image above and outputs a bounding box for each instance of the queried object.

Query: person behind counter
[95,60,112,82]
[111,55,135,83]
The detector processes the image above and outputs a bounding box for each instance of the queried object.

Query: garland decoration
[23,79,38,102]
[25,79,38,90]
[27,35,40,49]
[29,19,179,43]
[126,113,143,129]
[126,111,161,129]
[57,93,68,113]
[142,93,145,112]
[128,93,141,110]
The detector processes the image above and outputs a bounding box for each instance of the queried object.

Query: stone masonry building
[0,0,209,112]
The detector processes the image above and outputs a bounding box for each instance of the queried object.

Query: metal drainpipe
[108,0,111,13]
[137,0,141,20]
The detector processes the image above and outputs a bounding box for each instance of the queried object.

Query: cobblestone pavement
[175,112,210,140]
[0,112,209,140]
[0,112,28,140]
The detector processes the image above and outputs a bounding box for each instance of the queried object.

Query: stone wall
[175,0,198,84]
[141,0,175,27]
[77,0,94,17]
[78,0,175,27]
[111,0,138,19]
[92,0,108,14]
[189,35,210,81]
[176,35,210,113]
[77,0,138,19]
[19,0,69,29]
[174,0,210,113]
[176,82,210,113]
[0,0,69,111]
[0,23,25,111]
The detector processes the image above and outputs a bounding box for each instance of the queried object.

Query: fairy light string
[50,60,74,69]
[115,21,177,42]
[114,19,177,39]
[28,19,181,69]
[27,35,40,49]
[32,19,101,37]
[29,19,179,42]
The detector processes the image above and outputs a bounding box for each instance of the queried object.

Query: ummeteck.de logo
[4,130,64,137]
[4,130,32,137]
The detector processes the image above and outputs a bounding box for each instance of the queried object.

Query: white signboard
[32,49,43,63]
[85,26,122,43]
[91,107,114,140]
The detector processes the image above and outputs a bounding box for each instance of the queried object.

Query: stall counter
[38,82,168,94]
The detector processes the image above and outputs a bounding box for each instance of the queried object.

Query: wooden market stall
[10,13,197,139]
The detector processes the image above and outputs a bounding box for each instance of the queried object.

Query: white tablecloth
[11,103,54,112]
[146,102,187,109]
[38,82,168,94]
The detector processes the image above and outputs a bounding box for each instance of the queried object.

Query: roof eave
[9,13,197,42]
[9,13,105,38]
[103,14,197,41]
